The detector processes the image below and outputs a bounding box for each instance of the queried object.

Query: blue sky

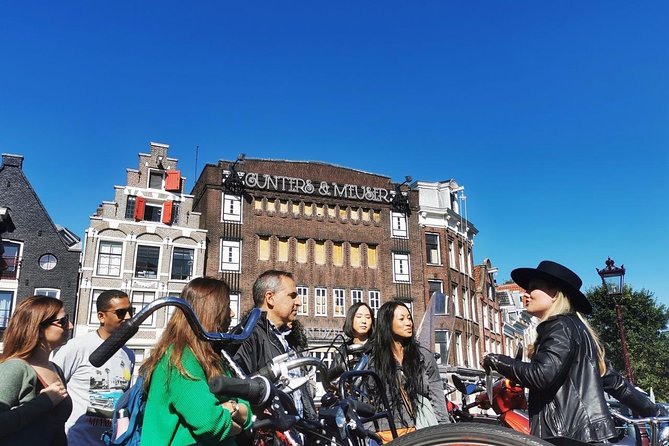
[1,1,667,307]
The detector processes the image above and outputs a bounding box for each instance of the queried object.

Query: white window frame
[229,293,240,327]
[455,332,463,366]
[351,289,363,305]
[392,252,411,283]
[170,246,195,281]
[452,283,460,316]
[0,290,15,329]
[221,193,242,222]
[96,240,123,277]
[390,212,408,238]
[132,290,156,327]
[333,288,345,317]
[425,233,440,265]
[88,289,105,324]
[34,288,60,299]
[220,239,241,272]
[435,330,451,365]
[369,290,381,316]
[315,287,327,316]
[297,286,309,316]
[134,244,161,279]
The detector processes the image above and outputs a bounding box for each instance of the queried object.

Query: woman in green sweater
[139,277,252,446]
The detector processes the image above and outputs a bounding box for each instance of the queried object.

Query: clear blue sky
[1,1,667,307]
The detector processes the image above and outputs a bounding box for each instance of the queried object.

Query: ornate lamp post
[597,257,634,383]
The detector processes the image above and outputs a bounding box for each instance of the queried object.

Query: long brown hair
[0,296,63,362]
[140,277,232,385]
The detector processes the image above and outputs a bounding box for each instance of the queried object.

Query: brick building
[191,157,423,365]
[0,153,81,340]
[76,142,207,365]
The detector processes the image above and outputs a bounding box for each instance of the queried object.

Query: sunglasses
[103,307,134,319]
[44,314,70,328]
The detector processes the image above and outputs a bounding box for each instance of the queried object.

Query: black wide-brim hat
[511,260,592,314]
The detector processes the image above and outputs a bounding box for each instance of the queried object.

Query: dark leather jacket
[229,312,318,421]
[486,313,616,442]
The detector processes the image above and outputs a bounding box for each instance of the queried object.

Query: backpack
[102,374,147,446]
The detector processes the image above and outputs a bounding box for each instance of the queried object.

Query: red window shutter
[134,197,146,221]
[165,170,181,192]
[162,200,173,225]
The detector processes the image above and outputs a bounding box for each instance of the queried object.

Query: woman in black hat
[481,260,662,443]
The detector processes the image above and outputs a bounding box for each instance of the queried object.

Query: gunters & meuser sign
[225,171,403,204]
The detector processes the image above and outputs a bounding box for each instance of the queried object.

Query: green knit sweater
[140,347,252,446]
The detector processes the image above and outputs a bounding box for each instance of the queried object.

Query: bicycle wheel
[385,423,554,446]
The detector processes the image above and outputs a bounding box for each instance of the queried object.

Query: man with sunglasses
[52,290,136,445]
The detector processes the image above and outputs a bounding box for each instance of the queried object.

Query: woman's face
[524,279,558,319]
[220,304,235,332]
[352,305,372,340]
[42,308,72,350]
[391,305,413,340]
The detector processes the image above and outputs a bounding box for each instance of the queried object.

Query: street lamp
[596,257,634,384]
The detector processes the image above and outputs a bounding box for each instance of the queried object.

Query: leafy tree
[586,285,669,401]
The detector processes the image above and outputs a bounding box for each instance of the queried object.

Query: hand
[40,381,68,406]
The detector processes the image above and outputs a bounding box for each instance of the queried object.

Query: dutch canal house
[191,157,425,383]
[76,142,207,367]
[0,153,81,349]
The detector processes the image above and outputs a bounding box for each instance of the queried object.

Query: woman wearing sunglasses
[0,296,73,445]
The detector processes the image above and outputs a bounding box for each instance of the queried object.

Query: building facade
[496,282,535,360]
[76,142,207,365]
[191,158,423,367]
[0,153,81,341]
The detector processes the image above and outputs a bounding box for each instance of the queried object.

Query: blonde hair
[528,290,606,376]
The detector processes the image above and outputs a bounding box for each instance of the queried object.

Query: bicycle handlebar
[89,297,261,367]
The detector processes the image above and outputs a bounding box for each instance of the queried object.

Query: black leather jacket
[486,313,616,442]
[229,312,318,421]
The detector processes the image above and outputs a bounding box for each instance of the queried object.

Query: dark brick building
[0,153,81,337]
[191,158,424,349]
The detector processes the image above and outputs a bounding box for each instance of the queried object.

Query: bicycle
[90,297,557,446]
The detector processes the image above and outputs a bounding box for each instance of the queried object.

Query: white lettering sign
[236,172,398,203]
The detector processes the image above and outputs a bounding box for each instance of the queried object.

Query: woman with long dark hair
[0,296,73,445]
[368,301,449,441]
[139,277,252,446]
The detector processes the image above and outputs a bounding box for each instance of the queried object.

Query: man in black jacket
[233,270,318,421]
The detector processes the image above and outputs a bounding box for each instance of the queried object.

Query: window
[171,201,181,225]
[220,240,241,272]
[459,245,465,272]
[229,293,240,327]
[448,240,455,268]
[277,238,289,262]
[315,287,327,316]
[367,245,377,268]
[135,245,160,279]
[390,212,407,238]
[466,335,474,367]
[124,195,136,219]
[350,243,361,268]
[254,197,264,211]
[392,253,410,283]
[483,304,489,329]
[171,247,194,281]
[351,289,363,305]
[426,234,440,264]
[97,241,123,277]
[462,288,469,320]
[455,333,463,366]
[38,254,57,270]
[88,289,104,324]
[314,241,325,265]
[296,239,308,263]
[333,288,345,317]
[297,286,309,316]
[452,283,460,316]
[369,290,380,316]
[132,291,155,326]
[429,281,446,314]
[258,236,270,261]
[144,203,162,222]
[333,242,343,267]
[0,290,14,328]
[35,288,60,299]
[470,292,478,322]
[2,241,21,280]
[148,171,163,189]
[222,194,242,222]
[435,330,451,365]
